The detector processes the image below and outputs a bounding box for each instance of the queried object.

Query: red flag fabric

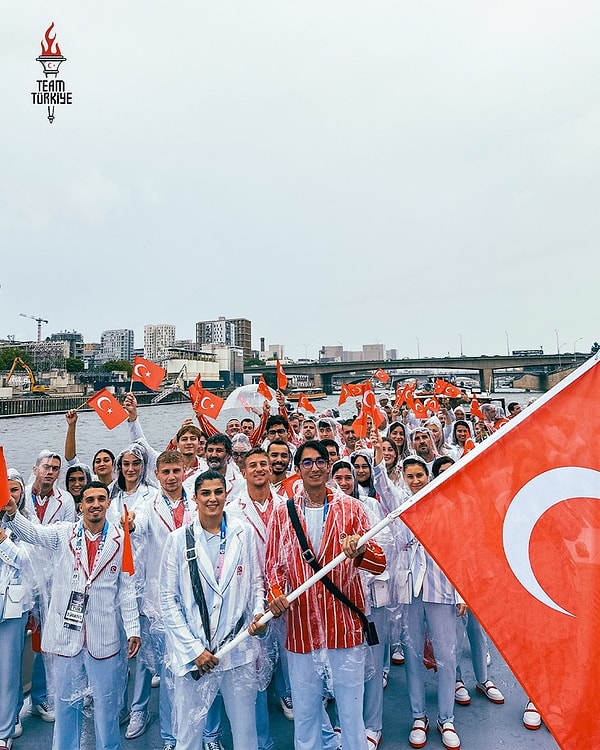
[352,412,369,439]
[297,393,316,413]
[188,383,200,410]
[0,447,10,510]
[195,389,225,420]
[87,389,128,430]
[433,378,463,398]
[470,394,483,420]
[131,356,166,391]
[193,373,203,390]
[121,503,135,575]
[338,382,364,406]
[406,392,427,419]
[361,384,386,429]
[257,376,273,401]
[373,368,390,383]
[279,472,303,499]
[423,396,440,414]
[395,382,416,408]
[462,437,475,455]
[276,361,288,391]
[400,355,600,750]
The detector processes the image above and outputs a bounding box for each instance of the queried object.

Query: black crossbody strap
[286,498,378,646]
[185,524,212,648]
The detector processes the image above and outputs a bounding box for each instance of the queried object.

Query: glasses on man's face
[232,451,248,458]
[268,428,287,436]
[299,457,328,470]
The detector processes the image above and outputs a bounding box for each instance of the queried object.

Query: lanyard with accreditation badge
[64,520,108,631]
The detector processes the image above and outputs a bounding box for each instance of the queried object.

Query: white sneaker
[31,702,54,722]
[391,646,405,665]
[475,680,505,704]
[366,728,382,748]
[151,673,161,688]
[279,695,294,720]
[437,719,460,749]
[203,742,225,750]
[409,716,429,748]
[125,711,149,739]
[523,701,542,730]
[454,680,470,706]
[0,739,14,749]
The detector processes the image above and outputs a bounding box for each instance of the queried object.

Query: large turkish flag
[401,355,600,750]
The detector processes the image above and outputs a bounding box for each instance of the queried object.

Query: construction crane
[19,313,49,342]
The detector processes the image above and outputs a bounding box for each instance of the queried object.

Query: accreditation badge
[63,590,88,630]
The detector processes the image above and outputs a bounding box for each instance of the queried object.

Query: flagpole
[214,499,415,662]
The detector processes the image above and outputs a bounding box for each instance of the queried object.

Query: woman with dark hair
[65,464,92,513]
[381,438,402,487]
[331,460,359,499]
[350,451,378,500]
[386,421,410,460]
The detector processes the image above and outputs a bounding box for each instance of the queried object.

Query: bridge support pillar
[479,368,494,391]
[320,373,333,395]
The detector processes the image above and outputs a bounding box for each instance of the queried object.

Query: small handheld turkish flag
[470,393,483,419]
[131,356,166,391]
[195,389,224,420]
[433,378,463,398]
[297,393,316,413]
[0,447,10,511]
[257,376,273,401]
[401,354,600,750]
[276,360,288,391]
[87,389,128,430]
[373,368,390,383]
[121,504,135,575]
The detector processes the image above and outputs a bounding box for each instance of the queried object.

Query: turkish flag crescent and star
[196,390,225,420]
[131,356,166,391]
[399,354,600,750]
[87,389,129,430]
[433,378,463,398]
[257,376,273,401]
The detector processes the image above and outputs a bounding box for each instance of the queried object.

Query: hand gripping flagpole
[214,497,417,662]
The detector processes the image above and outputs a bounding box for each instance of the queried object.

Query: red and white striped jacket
[265,485,385,654]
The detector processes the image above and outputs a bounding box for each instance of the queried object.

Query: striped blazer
[265,485,386,654]
[8,513,140,658]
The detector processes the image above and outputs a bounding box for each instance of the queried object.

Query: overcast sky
[1,2,598,361]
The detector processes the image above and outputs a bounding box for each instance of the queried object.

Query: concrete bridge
[248,353,590,394]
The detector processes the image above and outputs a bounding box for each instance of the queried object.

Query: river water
[0,391,537,477]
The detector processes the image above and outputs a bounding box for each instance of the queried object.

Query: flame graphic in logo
[40,23,62,56]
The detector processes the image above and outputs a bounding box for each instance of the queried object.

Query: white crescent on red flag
[196,389,225,420]
[434,378,463,398]
[400,355,600,750]
[131,356,166,391]
[297,393,316,413]
[87,388,128,430]
[373,367,390,383]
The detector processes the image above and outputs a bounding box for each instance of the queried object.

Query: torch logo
[32,23,73,124]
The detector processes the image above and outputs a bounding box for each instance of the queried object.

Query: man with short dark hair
[507,402,522,419]
[320,438,340,464]
[301,417,317,442]
[266,415,290,444]
[266,441,386,750]
[341,420,359,456]
[241,417,256,436]
[185,434,244,499]
[266,441,292,492]
[4,482,141,750]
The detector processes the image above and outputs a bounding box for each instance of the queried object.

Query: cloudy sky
[1,2,598,361]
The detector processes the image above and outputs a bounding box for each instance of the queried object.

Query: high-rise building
[196,317,252,360]
[101,329,135,362]
[50,331,84,360]
[144,324,175,363]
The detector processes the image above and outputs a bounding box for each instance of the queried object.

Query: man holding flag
[266,440,386,750]
[3,481,141,750]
